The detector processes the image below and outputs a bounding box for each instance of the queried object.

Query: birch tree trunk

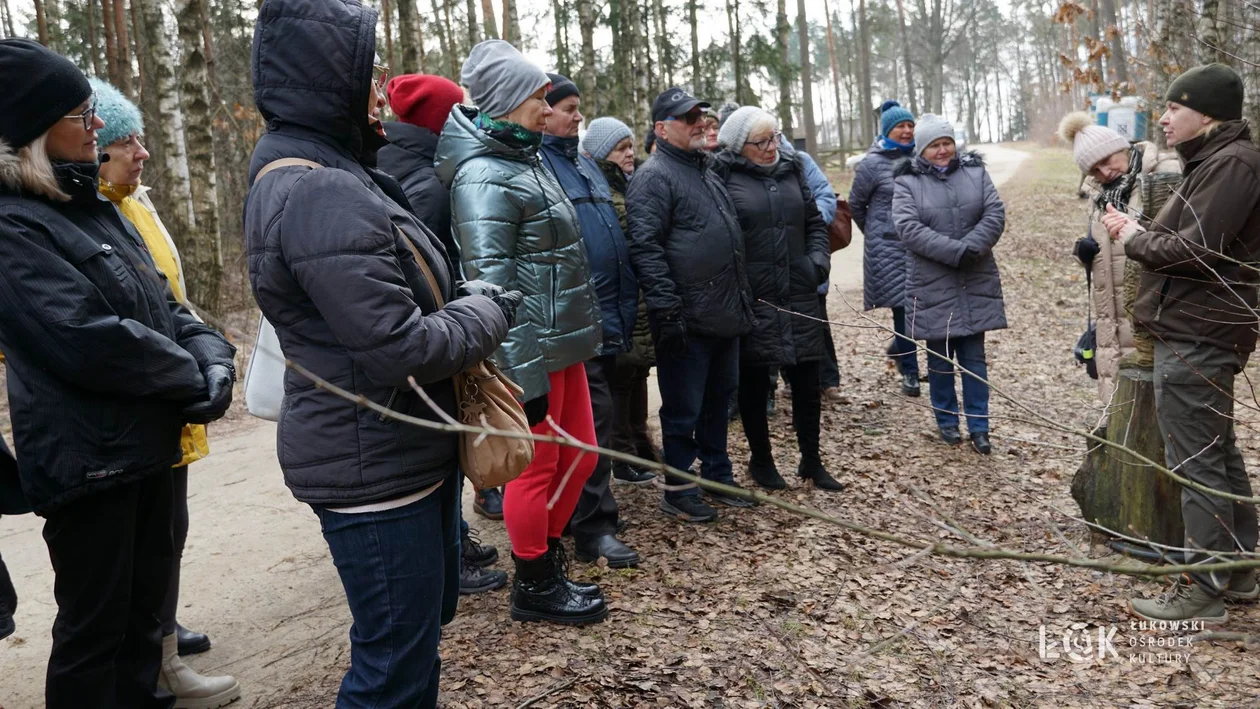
[397,0,420,72]
[629,0,648,132]
[776,0,794,138]
[0,0,15,38]
[796,0,817,155]
[653,0,672,85]
[1197,0,1226,65]
[894,0,916,114]
[577,0,597,110]
[175,0,223,313]
[480,0,498,38]
[823,0,845,157]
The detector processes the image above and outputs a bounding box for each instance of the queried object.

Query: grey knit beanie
[913,113,954,156]
[717,106,775,151]
[460,39,550,120]
[717,101,741,126]
[582,117,633,160]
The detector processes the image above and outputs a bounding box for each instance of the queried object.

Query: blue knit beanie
[879,100,914,138]
[582,117,633,160]
[89,77,143,149]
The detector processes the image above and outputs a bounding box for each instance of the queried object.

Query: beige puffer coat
[1083,141,1180,401]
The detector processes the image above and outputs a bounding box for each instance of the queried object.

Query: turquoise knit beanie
[88,77,143,149]
[879,100,914,138]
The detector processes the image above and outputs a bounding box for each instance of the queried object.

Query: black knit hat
[1165,63,1244,121]
[545,73,580,107]
[0,39,92,150]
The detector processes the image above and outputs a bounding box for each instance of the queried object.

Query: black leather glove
[183,364,235,425]
[523,393,549,427]
[458,280,523,328]
[1073,234,1100,269]
[811,254,831,284]
[457,279,505,299]
[957,245,985,269]
[656,318,688,356]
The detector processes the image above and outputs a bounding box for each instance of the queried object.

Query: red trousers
[503,363,598,560]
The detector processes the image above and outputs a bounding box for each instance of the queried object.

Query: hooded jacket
[540,134,638,357]
[1125,120,1260,354]
[99,180,211,467]
[892,151,1007,341]
[245,0,508,506]
[435,107,602,402]
[713,151,830,366]
[597,157,655,368]
[624,140,754,339]
[0,155,234,515]
[850,143,912,310]
[376,120,462,276]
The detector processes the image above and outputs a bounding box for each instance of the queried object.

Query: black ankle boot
[548,539,602,598]
[510,553,608,625]
[746,455,786,490]
[798,458,845,492]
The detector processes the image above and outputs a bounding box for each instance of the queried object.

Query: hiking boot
[459,556,508,594]
[548,539,602,598]
[822,387,845,402]
[799,459,845,492]
[1128,576,1228,623]
[612,463,657,486]
[158,633,242,708]
[176,624,211,656]
[901,373,921,397]
[474,487,504,520]
[1225,571,1260,603]
[574,533,641,568]
[461,528,498,568]
[510,553,608,626]
[660,495,718,523]
[705,482,758,508]
[970,432,992,455]
[747,455,787,491]
[939,427,962,446]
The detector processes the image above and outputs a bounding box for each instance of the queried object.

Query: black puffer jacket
[625,140,754,338]
[713,151,831,366]
[377,121,462,276]
[0,158,235,515]
[245,0,508,506]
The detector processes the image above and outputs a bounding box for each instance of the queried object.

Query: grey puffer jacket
[435,106,602,402]
[850,143,913,310]
[892,152,1007,341]
[245,0,509,506]
[713,151,830,367]
[625,141,754,338]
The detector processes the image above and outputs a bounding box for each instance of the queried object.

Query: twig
[515,677,580,708]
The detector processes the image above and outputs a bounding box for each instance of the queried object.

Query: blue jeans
[889,306,921,378]
[924,333,989,433]
[313,473,461,709]
[655,334,739,499]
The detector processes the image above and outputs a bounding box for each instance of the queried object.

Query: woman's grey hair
[717,106,779,151]
[0,133,69,203]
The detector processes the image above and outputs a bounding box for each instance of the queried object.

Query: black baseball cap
[651,87,710,124]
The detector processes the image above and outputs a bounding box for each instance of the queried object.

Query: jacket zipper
[377,388,400,423]
[1154,277,1171,322]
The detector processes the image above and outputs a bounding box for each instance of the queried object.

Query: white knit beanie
[717,106,775,151]
[913,114,954,156]
[582,117,633,160]
[1058,111,1130,173]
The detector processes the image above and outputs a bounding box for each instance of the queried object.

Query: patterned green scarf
[475,113,543,151]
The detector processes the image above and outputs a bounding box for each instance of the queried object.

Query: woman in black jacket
[713,107,843,492]
[0,40,237,707]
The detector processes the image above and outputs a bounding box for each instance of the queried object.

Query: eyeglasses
[745,131,782,151]
[666,111,702,125]
[64,94,98,132]
[373,63,390,90]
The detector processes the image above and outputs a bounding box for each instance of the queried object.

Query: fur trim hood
[0,139,21,194]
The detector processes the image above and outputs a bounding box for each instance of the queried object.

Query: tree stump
[1071,367,1185,549]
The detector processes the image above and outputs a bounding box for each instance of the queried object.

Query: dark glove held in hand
[183,364,235,425]
[957,245,984,269]
[523,394,549,427]
[492,290,524,328]
[812,255,831,284]
[656,318,688,356]
[457,279,506,299]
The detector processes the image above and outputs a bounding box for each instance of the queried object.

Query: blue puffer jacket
[540,135,638,356]
[851,143,912,310]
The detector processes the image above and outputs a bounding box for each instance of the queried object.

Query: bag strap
[1085,260,1093,329]
[398,227,446,309]
[254,157,323,184]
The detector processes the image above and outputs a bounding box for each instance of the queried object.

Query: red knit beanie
[387,74,464,135]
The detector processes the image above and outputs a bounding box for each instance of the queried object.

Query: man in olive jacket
[625,87,754,523]
[1103,64,1260,622]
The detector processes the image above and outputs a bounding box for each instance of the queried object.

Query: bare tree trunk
[113,0,132,95]
[725,0,742,102]
[796,0,817,154]
[1099,0,1129,85]
[653,0,671,85]
[101,0,118,79]
[0,0,15,38]
[34,0,49,46]
[552,0,566,74]
[503,0,520,48]
[175,0,223,313]
[131,0,146,103]
[443,0,458,77]
[893,0,916,114]
[577,0,597,109]
[480,0,498,38]
[382,0,396,70]
[823,0,845,157]
[86,0,103,75]
[688,0,700,87]
[1197,0,1227,64]
[776,0,793,137]
[629,0,649,132]
[431,0,452,77]
[45,0,61,51]
[856,0,872,145]
[466,0,480,45]
[397,0,420,71]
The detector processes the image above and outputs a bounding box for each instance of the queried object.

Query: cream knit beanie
[1058,112,1130,173]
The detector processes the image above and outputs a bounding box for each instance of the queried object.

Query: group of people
[2,0,1256,703]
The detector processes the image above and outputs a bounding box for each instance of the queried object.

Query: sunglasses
[745,131,782,152]
[63,94,98,132]
[666,111,702,125]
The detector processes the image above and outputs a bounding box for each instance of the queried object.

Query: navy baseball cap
[651,87,710,123]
